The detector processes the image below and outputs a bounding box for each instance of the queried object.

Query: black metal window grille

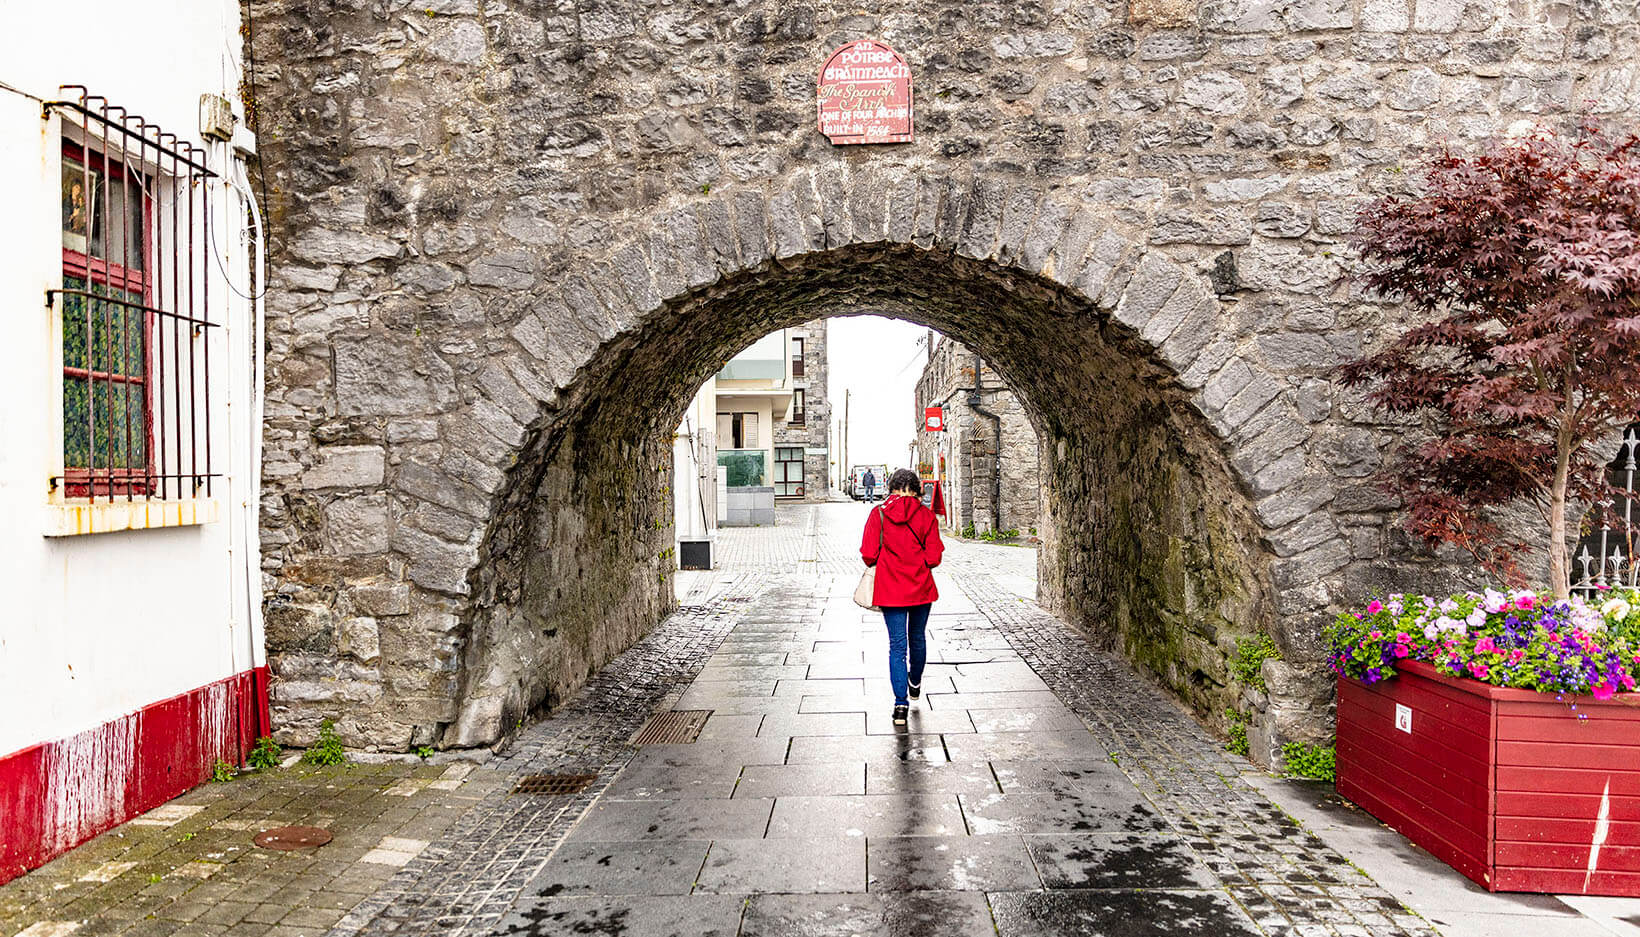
[1574,424,1639,594]
[45,87,220,503]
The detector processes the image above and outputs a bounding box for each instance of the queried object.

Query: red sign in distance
[817,40,913,145]
[924,407,944,432]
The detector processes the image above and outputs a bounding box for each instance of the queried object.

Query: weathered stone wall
[249,0,1638,759]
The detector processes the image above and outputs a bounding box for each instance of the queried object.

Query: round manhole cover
[253,825,333,850]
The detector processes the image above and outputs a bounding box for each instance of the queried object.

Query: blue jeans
[882,604,931,706]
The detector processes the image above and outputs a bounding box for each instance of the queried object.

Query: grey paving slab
[966,707,1090,733]
[756,712,867,738]
[773,678,865,697]
[924,690,1064,710]
[797,692,875,713]
[865,706,976,735]
[695,713,764,740]
[695,663,812,681]
[520,840,710,896]
[959,791,1170,836]
[865,761,1000,796]
[623,738,790,766]
[492,895,745,937]
[600,759,743,801]
[766,795,968,838]
[991,759,1136,795]
[695,837,867,894]
[787,734,949,765]
[565,798,775,842]
[867,835,1041,891]
[988,889,1264,937]
[1023,833,1219,890]
[734,763,866,799]
[944,729,1105,762]
[740,891,995,937]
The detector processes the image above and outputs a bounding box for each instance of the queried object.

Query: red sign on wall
[924,407,944,432]
[817,40,913,145]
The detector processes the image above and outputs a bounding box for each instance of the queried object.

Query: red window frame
[60,139,155,498]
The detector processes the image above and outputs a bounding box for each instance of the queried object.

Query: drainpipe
[969,351,1003,534]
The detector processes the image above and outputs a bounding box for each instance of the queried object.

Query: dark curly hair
[887,468,922,495]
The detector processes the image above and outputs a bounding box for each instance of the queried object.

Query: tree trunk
[1549,445,1571,599]
[1548,386,1577,600]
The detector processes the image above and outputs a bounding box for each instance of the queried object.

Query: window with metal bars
[47,88,219,504]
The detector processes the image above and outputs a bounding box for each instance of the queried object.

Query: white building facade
[0,3,267,883]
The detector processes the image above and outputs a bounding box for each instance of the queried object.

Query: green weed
[301,720,349,767]
[1225,708,1250,757]
[1282,741,1336,782]
[247,736,283,770]
[1233,635,1281,692]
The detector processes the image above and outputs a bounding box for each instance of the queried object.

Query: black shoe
[892,705,909,727]
[908,683,921,701]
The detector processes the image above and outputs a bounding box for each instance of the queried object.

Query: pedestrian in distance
[862,468,876,502]
[860,468,945,727]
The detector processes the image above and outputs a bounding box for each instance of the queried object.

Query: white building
[0,4,267,882]
[673,329,799,562]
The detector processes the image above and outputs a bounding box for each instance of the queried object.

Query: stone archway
[249,0,1634,757]
[261,166,1354,758]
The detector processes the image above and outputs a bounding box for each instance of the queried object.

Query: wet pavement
[6,503,1451,937]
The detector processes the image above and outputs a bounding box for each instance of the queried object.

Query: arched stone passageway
[451,217,1285,748]
[262,167,1344,758]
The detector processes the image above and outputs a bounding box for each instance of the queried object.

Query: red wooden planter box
[1337,659,1640,896]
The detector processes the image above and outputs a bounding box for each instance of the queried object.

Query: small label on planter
[1395,703,1412,734]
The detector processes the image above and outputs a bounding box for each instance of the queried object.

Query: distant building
[914,334,1041,536]
[675,322,828,558]
[772,320,830,503]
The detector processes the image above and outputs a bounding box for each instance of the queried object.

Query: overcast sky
[827,315,936,471]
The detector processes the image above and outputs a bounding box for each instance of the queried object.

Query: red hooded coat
[861,494,944,607]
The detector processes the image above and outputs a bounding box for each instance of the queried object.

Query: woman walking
[860,469,945,727]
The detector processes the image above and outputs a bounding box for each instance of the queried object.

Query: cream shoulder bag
[853,507,884,611]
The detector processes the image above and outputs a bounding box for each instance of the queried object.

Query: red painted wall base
[1338,660,1640,897]
[0,667,270,885]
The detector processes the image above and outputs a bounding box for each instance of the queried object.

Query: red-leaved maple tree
[1340,124,1640,598]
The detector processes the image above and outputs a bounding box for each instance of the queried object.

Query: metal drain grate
[511,773,597,796]
[631,710,712,745]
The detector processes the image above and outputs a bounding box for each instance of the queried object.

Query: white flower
[1466,608,1487,629]
[1439,598,1460,613]
[1423,624,1438,640]
[1602,598,1632,621]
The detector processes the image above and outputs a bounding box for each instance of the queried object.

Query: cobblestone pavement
[5,503,1436,937]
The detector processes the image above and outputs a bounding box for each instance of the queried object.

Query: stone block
[467,251,538,289]
[326,494,390,555]
[353,582,412,617]
[289,229,402,266]
[393,525,478,595]
[334,341,457,417]
[339,616,381,663]
[1179,72,1250,115]
[1112,253,1184,334]
[302,446,386,490]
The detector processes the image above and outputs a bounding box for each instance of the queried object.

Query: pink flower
[1367,600,1384,614]
[1469,662,1491,679]
[1393,645,1409,659]
[1475,637,1497,655]
[1592,681,1616,701]
[1517,596,1535,610]
[1369,630,1383,640]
